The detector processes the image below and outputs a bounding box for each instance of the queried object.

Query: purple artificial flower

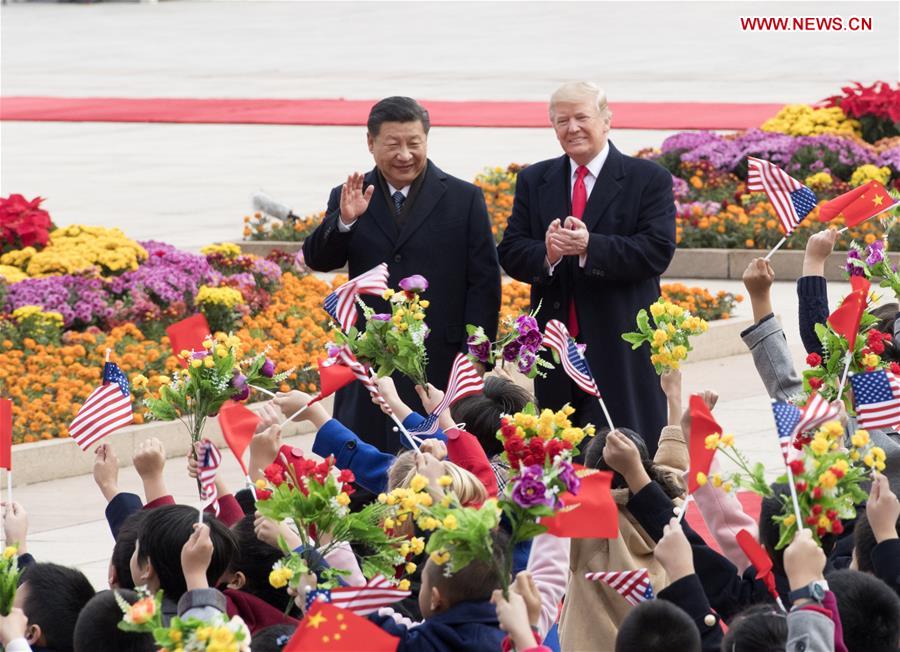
[557,460,581,494]
[398,275,428,293]
[467,336,492,363]
[260,358,276,378]
[518,328,543,352]
[371,313,391,321]
[502,339,522,362]
[517,350,537,375]
[191,350,209,359]
[515,314,539,334]
[845,249,865,276]
[231,372,250,401]
[325,344,341,358]
[511,465,553,509]
[866,240,885,266]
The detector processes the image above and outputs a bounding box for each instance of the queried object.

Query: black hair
[720,604,788,652]
[235,488,257,516]
[758,483,838,578]
[615,599,700,652]
[136,505,237,599]
[584,427,682,499]
[450,375,535,457]
[73,590,155,652]
[423,529,509,608]
[367,97,430,137]
[111,511,149,590]
[250,624,297,652]
[853,510,900,574]
[230,514,296,613]
[19,562,96,651]
[827,569,900,652]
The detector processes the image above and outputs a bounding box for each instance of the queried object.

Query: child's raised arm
[133,438,169,505]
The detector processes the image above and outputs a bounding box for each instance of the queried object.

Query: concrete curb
[11,399,329,488]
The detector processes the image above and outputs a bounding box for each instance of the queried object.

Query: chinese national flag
[828,289,866,349]
[310,358,356,404]
[736,529,780,602]
[217,400,259,476]
[0,399,11,471]
[165,314,211,367]
[285,602,398,652]
[541,467,618,538]
[687,394,722,493]
[819,180,898,227]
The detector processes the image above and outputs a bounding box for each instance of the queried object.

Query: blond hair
[549,82,612,121]
[388,450,488,506]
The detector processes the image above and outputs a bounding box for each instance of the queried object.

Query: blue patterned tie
[392,190,406,215]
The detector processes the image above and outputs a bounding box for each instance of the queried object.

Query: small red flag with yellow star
[284,601,398,652]
[818,179,898,227]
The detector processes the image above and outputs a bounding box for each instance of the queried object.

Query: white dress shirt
[547,142,610,273]
[338,181,410,232]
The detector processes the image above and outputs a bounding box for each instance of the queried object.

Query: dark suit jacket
[497,142,675,451]
[302,160,501,451]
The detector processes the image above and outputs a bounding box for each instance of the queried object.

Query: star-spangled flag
[792,390,840,441]
[198,439,222,516]
[305,574,411,616]
[542,319,600,397]
[746,157,818,236]
[323,263,390,332]
[585,569,654,606]
[850,370,900,430]
[409,354,484,436]
[771,400,802,462]
[68,362,133,451]
[334,346,392,414]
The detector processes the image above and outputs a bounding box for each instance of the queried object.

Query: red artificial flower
[255,488,272,501]
[826,509,838,520]
[808,377,823,390]
[805,516,818,526]
[832,519,844,535]
[528,438,545,454]
[521,454,538,468]
[813,486,823,500]
[811,504,823,516]
[263,463,285,486]
[891,362,900,376]
[871,340,885,355]
[795,481,808,493]
[789,460,805,475]
[830,466,845,479]
[817,526,827,537]
[546,439,564,460]
[806,353,822,367]
[500,423,518,440]
[338,469,355,484]
[504,436,526,456]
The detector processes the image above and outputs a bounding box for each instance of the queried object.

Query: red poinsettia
[821,81,900,143]
[0,194,55,252]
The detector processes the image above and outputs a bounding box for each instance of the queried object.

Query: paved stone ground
[0,0,890,590]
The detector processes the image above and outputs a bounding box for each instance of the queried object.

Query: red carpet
[0,97,783,130]
[685,491,762,555]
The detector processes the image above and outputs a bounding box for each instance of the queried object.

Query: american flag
[771,400,801,461]
[542,319,600,397]
[793,390,840,440]
[585,569,654,606]
[334,346,392,414]
[746,157,818,236]
[850,370,900,430]
[323,263,390,332]
[198,439,222,516]
[69,362,133,451]
[305,574,411,616]
[409,354,484,436]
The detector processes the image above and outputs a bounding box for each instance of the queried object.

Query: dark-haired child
[72,590,155,652]
[13,562,95,651]
[853,473,900,595]
[828,569,900,651]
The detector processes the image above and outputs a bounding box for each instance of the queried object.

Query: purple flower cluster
[845,249,865,277]
[511,465,553,509]
[467,334,491,363]
[5,275,113,328]
[503,315,543,374]
[109,241,214,307]
[866,240,886,266]
[660,131,722,154]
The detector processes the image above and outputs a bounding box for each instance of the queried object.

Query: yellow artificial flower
[862,353,881,368]
[719,433,735,447]
[437,475,453,487]
[405,562,417,574]
[650,302,666,318]
[783,514,797,527]
[442,515,459,530]
[705,434,720,450]
[2,546,16,560]
[410,474,429,493]
[695,472,708,487]
[818,471,838,489]
[335,492,350,507]
[722,482,734,493]
[429,550,451,565]
[398,579,411,591]
[711,474,723,488]
[851,430,870,448]
[810,437,830,456]
[410,537,425,555]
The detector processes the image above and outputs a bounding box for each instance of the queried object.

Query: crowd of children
[0,227,898,651]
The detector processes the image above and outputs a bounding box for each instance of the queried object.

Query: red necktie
[568,165,589,337]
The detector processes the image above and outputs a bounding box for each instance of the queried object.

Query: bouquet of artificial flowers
[622,298,708,373]
[466,308,553,378]
[0,545,21,616]
[255,454,411,590]
[334,275,430,388]
[143,333,291,442]
[116,588,251,652]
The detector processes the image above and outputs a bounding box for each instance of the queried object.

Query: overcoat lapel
[582,142,625,233]
[363,169,399,242]
[395,161,446,250]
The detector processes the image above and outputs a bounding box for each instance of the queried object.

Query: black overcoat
[497,142,675,452]
[303,160,501,452]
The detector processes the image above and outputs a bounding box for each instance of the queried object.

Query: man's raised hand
[339,172,375,225]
